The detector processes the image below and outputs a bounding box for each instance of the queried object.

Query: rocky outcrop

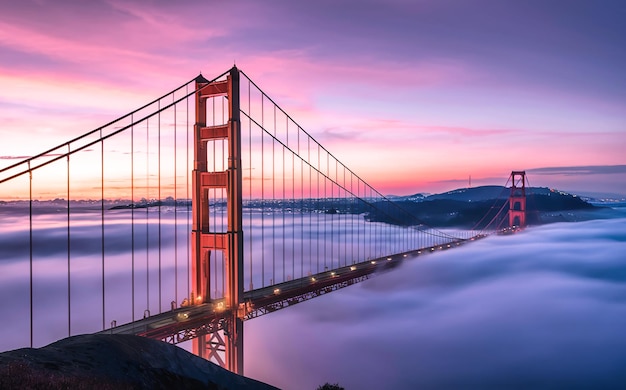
[0,334,278,390]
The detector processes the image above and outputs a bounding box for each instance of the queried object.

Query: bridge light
[387,257,392,261]
[274,288,281,295]
[331,272,336,277]
[403,254,408,258]
[216,302,225,311]
[417,251,422,254]
[311,277,316,282]
[195,295,203,303]
[371,260,376,265]
[447,244,451,248]
[350,266,356,271]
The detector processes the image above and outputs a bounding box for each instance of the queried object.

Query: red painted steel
[508,171,527,228]
[190,67,244,374]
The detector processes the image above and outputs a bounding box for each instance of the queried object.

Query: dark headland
[0,334,278,390]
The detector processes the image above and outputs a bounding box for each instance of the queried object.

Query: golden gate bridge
[0,67,526,374]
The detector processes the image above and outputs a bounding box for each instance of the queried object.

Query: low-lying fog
[1,203,624,389]
[245,217,626,389]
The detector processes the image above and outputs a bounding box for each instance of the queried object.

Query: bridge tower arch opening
[191,66,244,374]
[508,171,526,229]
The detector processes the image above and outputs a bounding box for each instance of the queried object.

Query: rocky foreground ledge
[0,334,278,389]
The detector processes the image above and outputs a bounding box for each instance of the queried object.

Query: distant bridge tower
[191,67,244,374]
[508,171,526,228]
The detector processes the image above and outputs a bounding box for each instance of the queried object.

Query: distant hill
[368,185,599,228]
[400,185,554,203]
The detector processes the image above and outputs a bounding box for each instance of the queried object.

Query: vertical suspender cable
[337,168,341,267]
[368,187,372,259]
[211,99,215,297]
[291,120,295,280]
[342,167,345,266]
[298,125,303,280]
[146,119,150,313]
[131,115,135,323]
[356,180,360,262]
[329,170,333,270]
[67,146,71,336]
[174,97,178,304]
[158,100,162,312]
[348,172,352,264]
[363,182,367,260]
[335,180,338,267]
[335,160,345,267]
[308,136,312,274]
[282,113,286,281]
[261,94,265,287]
[376,189,380,257]
[337,170,341,266]
[359,184,370,260]
[248,80,253,290]
[377,190,381,257]
[343,167,346,265]
[365,183,368,260]
[334,161,337,267]
[316,145,320,273]
[28,162,33,347]
[101,130,105,330]
[373,189,377,258]
[220,126,225,295]
[324,152,328,270]
[186,84,190,300]
[212,99,218,297]
[369,187,378,259]
[223,95,227,294]
[272,105,275,285]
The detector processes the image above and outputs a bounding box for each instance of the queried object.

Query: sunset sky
[1,0,625,196]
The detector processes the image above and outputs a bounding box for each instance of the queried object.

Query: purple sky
[0,0,625,195]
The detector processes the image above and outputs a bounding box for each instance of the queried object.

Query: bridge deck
[100,238,480,344]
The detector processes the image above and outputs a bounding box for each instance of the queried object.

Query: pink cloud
[237,51,473,106]
[0,1,623,196]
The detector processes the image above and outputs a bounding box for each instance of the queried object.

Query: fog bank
[245,218,626,389]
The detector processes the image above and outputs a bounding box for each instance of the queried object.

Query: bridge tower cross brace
[191,67,244,374]
[508,171,527,228]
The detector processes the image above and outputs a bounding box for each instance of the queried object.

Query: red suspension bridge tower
[191,67,244,373]
[508,171,527,228]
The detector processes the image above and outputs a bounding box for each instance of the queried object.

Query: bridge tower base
[191,67,244,374]
[508,171,527,228]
